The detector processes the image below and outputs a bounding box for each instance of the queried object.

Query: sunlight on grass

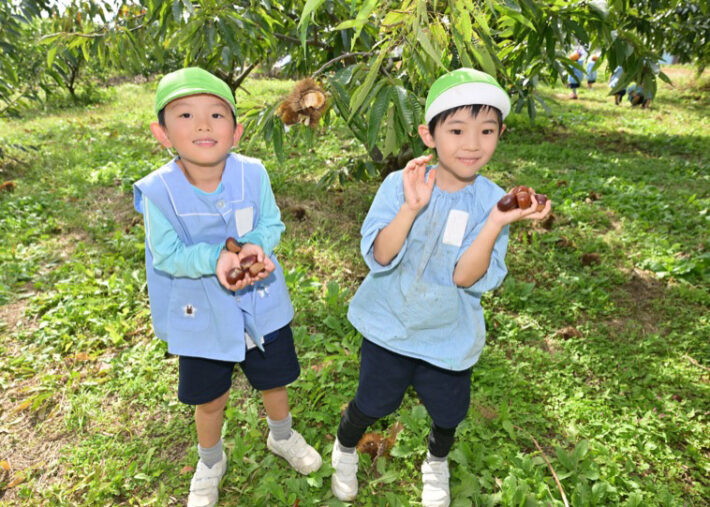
[0,66,707,505]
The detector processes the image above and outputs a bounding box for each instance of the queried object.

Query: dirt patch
[606,268,666,336]
[0,299,29,332]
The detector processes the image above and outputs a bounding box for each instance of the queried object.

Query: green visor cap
[155,67,236,115]
[425,68,510,123]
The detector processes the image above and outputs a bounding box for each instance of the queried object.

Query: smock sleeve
[458,220,509,297]
[240,169,285,257]
[360,171,407,273]
[144,197,223,277]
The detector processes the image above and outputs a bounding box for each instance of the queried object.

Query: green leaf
[471,45,497,76]
[272,118,284,163]
[383,106,397,157]
[349,48,385,118]
[47,46,58,68]
[415,29,446,70]
[368,85,391,149]
[333,19,358,30]
[501,419,516,440]
[658,71,672,85]
[393,85,413,132]
[298,0,326,51]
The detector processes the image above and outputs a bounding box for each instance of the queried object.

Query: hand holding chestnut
[497,185,548,213]
[226,254,267,284]
[220,238,271,289]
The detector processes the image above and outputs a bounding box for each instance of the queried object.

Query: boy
[628,82,653,108]
[609,66,626,105]
[133,67,321,507]
[330,68,551,506]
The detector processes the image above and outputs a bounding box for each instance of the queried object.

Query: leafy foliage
[2,0,709,176]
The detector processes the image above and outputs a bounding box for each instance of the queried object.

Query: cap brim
[425,83,511,123]
[156,88,236,114]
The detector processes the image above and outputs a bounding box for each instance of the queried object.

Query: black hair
[427,104,503,137]
[157,107,237,127]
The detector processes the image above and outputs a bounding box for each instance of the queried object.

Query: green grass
[0,66,708,505]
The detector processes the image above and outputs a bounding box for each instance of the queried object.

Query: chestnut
[510,185,531,195]
[516,191,532,209]
[248,262,266,276]
[497,194,518,212]
[225,237,242,254]
[226,267,245,285]
[240,255,257,269]
[534,193,548,212]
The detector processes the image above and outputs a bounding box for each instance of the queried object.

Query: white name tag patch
[235,206,254,237]
[442,209,469,247]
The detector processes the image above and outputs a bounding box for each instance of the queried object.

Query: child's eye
[212,113,224,119]
[482,128,495,135]
[179,113,192,119]
[449,129,463,135]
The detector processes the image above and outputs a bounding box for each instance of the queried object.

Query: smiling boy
[330,68,551,506]
[134,67,321,507]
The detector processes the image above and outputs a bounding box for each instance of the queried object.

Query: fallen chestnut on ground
[497,185,549,213]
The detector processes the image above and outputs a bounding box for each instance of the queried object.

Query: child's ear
[150,122,172,149]
[418,124,436,148]
[232,123,245,146]
[499,123,507,136]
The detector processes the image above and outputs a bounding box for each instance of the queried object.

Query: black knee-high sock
[428,423,457,458]
[337,400,379,449]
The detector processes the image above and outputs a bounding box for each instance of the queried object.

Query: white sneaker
[421,458,450,507]
[267,430,323,474]
[187,452,227,507]
[331,439,359,501]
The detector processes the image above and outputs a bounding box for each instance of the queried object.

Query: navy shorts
[177,325,300,405]
[354,339,472,429]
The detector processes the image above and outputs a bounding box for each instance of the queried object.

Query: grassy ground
[0,65,708,506]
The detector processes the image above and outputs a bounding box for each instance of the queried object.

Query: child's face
[151,94,242,173]
[419,107,504,190]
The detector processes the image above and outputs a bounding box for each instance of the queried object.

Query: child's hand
[402,154,436,213]
[238,243,275,284]
[488,191,552,227]
[216,249,251,291]
[216,243,275,291]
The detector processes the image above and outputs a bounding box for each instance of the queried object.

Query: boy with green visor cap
[330,68,551,505]
[134,67,321,507]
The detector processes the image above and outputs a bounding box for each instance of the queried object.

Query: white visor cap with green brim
[425,68,511,124]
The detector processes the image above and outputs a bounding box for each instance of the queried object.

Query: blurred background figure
[628,82,653,108]
[567,47,586,99]
[608,66,626,105]
[586,54,599,88]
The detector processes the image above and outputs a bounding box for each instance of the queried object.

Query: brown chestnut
[226,267,245,285]
[534,193,548,212]
[225,237,242,254]
[510,185,531,195]
[497,194,518,212]
[516,191,532,209]
[240,255,257,269]
[248,262,266,276]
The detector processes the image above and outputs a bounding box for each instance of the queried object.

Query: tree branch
[312,52,374,77]
[274,33,328,48]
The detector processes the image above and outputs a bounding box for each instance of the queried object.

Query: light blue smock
[347,168,509,371]
[586,61,598,82]
[133,153,294,362]
[627,82,653,101]
[609,66,624,90]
